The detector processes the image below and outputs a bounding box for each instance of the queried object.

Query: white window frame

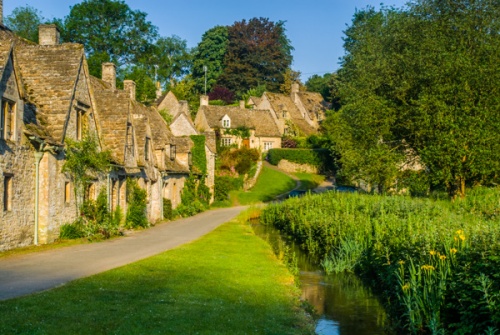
[264,142,273,151]
[221,138,232,147]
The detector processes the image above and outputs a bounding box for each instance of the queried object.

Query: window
[264,142,273,151]
[145,137,151,161]
[64,182,71,204]
[222,115,231,128]
[1,99,16,141]
[221,138,232,147]
[4,174,13,211]
[85,182,96,201]
[76,109,87,140]
[125,123,134,156]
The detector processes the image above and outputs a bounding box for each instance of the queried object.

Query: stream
[251,223,391,335]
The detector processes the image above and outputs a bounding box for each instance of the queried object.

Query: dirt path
[0,206,247,301]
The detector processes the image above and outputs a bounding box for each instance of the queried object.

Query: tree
[306,73,341,110]
[149,35,191,88]
[123,66,157,104]
[279,68,302,95]
[63,0,158,76]
[5,5,44,42]
[330,1,500,197]
[217,17,293,96]
[191,26,229,94]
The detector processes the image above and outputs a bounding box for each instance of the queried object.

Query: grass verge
[294,172,325,191]
[232,166,296,205]
[0,211,314,335]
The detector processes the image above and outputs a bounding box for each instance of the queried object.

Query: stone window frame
[1,99,16,141]
[3,173,13,212]
[221,137,232,147]
[145,137,151,161]
[125,122,135,157]
[64,181,71,204]
[75,101,90,141]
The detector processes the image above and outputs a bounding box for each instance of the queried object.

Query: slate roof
[15,43,85,143]
[198,105,281,137]
[265,92,316,136]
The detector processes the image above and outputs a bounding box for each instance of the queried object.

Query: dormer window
[222,115,231,128]
[1,99,16,141]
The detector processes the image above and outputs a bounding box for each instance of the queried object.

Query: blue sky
[4,0,408,81]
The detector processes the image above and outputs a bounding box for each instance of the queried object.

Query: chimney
[38,24,60,45]
[124,80,136,101]
[291,82,300,94]
[200,95,209,107]
[102,63,116,90]
[239,100,245,109]
[155,82,162,100]
[179,100,189,115]
[0,0,3,26]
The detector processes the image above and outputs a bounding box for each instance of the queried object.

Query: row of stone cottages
[0,21,217,251]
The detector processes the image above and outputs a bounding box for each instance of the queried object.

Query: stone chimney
[155,82,162,100]
[239,100,245,109]
[200,95,209,107]
[102,63,116,90]
[0,0,3,26]
[291,82,300,94]
[39,24,60,46]
[124,80,136,101]
[179,100,189,115]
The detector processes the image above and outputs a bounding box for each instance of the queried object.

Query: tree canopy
[63,0,158,76]
[5,5,45,42]
[328,0,500,197]
[217,18,293,97]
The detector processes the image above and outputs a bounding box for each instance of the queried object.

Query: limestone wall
[277,159,319,174]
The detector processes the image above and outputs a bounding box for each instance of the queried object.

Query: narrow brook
[251,223,391,335]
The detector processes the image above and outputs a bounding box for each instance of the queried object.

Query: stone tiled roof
[147,106,173,149]
[0,40,12,73]
[265,92,316,135]
[130,103,153,168]
[248,96,262,106]
[296,92,330,118]
[198,105,281,137]
[156,91,179,116]
[15,43,85,142]
[90,76,130,165]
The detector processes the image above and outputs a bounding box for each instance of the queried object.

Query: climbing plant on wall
[189,135,207,175]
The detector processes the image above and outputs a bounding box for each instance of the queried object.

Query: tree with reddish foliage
[217,17,293,96]
[208,86,235,105]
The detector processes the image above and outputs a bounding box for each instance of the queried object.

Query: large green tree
[5,5,45,42]
[217,18,293,96]
[330,0,500,197]
[63,0,158,76]
[191,26,229,95]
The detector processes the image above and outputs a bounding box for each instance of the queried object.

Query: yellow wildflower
[421,265,435,271]
[402,283,410,291]
[459,234,466,241]
[450,248,458,254]
[429,250,437,256]
[398,260,405,265]
[456,229,464,235]
[440,255,447,261]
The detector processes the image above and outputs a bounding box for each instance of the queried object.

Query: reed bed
[261,187,500,334]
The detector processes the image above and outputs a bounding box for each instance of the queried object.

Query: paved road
[0,206,246,301]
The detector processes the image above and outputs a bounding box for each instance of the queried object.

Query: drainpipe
[34,151,44,246]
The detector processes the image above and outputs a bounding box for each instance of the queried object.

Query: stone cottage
[0,23,106,250]
[194,96,282,152]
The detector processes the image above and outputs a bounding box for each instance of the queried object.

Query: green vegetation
[173,175,211,217]
[261,189,500,334]
[233,166,295,205]
[189,135,207,175]
[125,179,148,228]
[0,214,314,335]
[326,0,500,197]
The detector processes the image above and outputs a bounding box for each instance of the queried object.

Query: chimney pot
[291,82,300,94]
[102,63,116,90]
[200,95,209,107]
[39,24,60,46]
[124,80,136,101]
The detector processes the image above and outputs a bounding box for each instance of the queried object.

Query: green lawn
[0,212,314,335]
[233,166,296,205]
[294,172,325,191]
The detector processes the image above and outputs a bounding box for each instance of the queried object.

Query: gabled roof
[264,92,316,136]
[90,76,131,165]
[248,96,262,106]
[15,43,85,142]
[296,92,330,117]
[198,105,281,137]
[156,91,180,116]
[147,106,173,149]
[130,102,155,168]
[170,112,197,136]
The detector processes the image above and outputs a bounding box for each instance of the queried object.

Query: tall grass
[261,187,500,334]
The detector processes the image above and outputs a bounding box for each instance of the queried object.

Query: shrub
[208,86,235,104]
[59,221,85,239]
[125,179,149,228]
[214,176,243,201]
[163,198,173,220]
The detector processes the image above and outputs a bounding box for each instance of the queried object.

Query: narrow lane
[0,206,247,301]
